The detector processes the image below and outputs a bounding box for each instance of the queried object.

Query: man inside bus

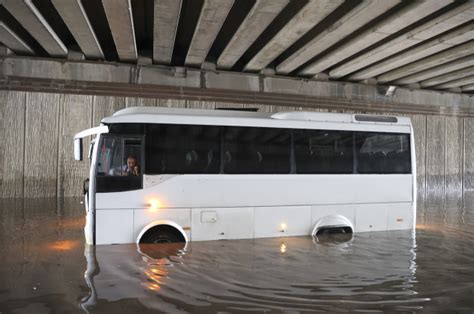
[123,156,140,176]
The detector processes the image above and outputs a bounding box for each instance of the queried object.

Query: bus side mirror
[74,138,83,161]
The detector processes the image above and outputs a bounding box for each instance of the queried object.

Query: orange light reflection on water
[147,283,161,291]
[47,240,79,251]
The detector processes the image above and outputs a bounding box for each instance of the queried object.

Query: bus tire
[140,225,185,244]
[316,226,352,235]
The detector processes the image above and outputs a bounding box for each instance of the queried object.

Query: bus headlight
[148,198,161,212]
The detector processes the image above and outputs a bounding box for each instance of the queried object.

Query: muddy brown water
[1,198,474,313]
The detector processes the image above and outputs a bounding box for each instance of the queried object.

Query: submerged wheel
[316,226,353,236]
[140,225,185,244]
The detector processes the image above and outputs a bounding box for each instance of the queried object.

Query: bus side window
[356,132,411,174]
[145,124,221,174]
[294,130,353,174]
[223,126,291,174]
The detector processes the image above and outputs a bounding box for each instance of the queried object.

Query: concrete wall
[1,90,473,208]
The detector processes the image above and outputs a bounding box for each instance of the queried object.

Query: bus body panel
[191,207,254,241]
[96,209,134,244]
[94,174,414,243]
[95,174,413,209]
[254,206,312,238]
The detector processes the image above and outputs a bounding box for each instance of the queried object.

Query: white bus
[74,107,416,245]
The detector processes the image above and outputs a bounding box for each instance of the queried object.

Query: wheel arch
[136,220,188,244]
[312,214,354,236]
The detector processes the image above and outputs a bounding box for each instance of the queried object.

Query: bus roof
[101,106,412,132]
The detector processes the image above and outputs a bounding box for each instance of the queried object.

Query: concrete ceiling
[0,0,472,94]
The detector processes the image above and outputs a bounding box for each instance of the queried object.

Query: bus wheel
[140,225,185,244]
[316,226,352,235]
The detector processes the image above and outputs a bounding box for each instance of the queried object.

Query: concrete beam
[0,44,13,56]
[243,0,343,72]
[67,48,85,61]
[1,56,472,113]
[261,75,474,109]
[217,0,288,70]
[139,66,201,88]
[153,0,182,65]
[0,0,67,57]
[361,78,378,86]
[0,22,34,55]
[406,83,421,90]
[275,0,399,75]
[2,57,131,82]
[201,61,216,71]
[421,66,474,88]
[205,71,259,92]
[101,0,137,62]
[330,1,472,79]
[432,76,474,90]
[377,41,474,83]
[313,73,329,81]
[51,0,104,59]
[349,23,474,81]
[462,84,474,92]
[448,87,462,93]
[300,0,452,76]
[185,0,234,67]
[394,56,474,85]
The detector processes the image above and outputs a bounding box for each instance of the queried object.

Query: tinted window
[145,124,221,174]
[356,132,411,174]
[223,127,291,174]
[294,130,353,174]
[108,123,144,135]
[97,137,122,176]
[96,136,143,192]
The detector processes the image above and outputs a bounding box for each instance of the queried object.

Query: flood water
[1,198,474,313]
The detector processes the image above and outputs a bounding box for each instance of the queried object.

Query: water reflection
[80,231,421,312]
[1,199,474,312]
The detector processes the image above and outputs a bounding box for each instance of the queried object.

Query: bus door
[95,135,144,193]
